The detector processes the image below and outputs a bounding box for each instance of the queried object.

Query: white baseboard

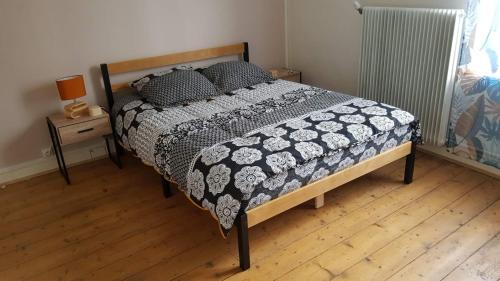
[419,145,500,179]
[0,142,108,186]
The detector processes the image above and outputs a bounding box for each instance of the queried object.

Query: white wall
[0,0,285,173]
[286,0,467,95]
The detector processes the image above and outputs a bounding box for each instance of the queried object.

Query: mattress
[112,80,420,236]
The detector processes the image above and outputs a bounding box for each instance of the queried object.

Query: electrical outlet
[41,147,53,158]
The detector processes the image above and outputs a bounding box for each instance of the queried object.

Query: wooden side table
[270,68,302,83]
[46,111,121,184]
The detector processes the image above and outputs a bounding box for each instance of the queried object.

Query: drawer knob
[77,128,94,134]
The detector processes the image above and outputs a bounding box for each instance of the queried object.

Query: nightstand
[270,68,302,83]
[46,111,121,184]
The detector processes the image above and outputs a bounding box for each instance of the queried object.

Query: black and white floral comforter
[113,80,420,236]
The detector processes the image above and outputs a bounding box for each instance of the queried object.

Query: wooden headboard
[100,42,249,111]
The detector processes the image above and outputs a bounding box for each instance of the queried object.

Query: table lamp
[56,75,89,119]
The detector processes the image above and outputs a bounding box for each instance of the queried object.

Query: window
[466,0,500,77]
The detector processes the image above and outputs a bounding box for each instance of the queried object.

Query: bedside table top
[269,68,300,79]
[48,111,109,129]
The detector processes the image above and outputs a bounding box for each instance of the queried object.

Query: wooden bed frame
[100,42,416,271]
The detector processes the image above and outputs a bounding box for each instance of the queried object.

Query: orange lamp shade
[56,75,86,101]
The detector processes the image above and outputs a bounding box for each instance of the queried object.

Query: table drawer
[58,117,112,146]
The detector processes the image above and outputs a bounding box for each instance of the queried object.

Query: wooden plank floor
[0,153,498,281]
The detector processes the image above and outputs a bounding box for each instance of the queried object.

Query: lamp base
[64,100,88,119]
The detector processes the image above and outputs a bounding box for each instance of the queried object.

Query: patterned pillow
[141,70,219,107]
[129,65,194,92]
[202,61,274,93]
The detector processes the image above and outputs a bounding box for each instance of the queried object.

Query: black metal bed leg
[404,141,417,184]
[236,213,250,270]
[161,177,172,198]
[104,134,122,169]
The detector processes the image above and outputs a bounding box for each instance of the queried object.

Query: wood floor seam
[438,231,500,281]
[275,176,488,281]
[337,191,500,281]
[380,182,495,281]
[5,204,205,280]
[1,154,498,281]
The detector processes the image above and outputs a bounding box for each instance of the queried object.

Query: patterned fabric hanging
[447,0,500,169]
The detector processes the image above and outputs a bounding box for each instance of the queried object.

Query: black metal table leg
[404,141,417,184]
[47,120,62,175]
[47,118,70,184]
[236,213,250,270]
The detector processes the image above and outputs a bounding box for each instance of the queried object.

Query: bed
[100,42,420,270]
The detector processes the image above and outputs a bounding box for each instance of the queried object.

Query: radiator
[358,7,465,145]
